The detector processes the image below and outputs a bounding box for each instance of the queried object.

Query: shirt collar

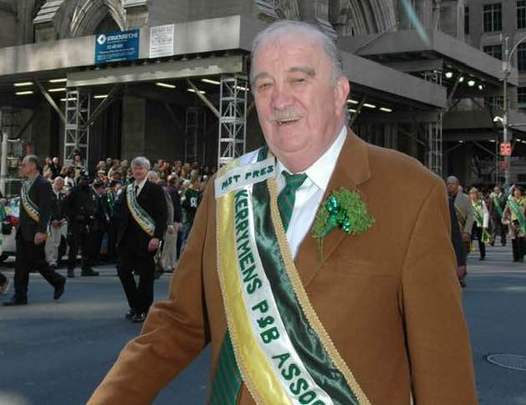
[277,125,347,191]
[135,177,147,189]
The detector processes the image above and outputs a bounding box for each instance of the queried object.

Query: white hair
[446,176,459,184]
[250,20,345,86]
[131,156,151,170]
[147,170,159,182]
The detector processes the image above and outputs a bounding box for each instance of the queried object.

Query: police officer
[64,173,99,277]
[89,179,111,265]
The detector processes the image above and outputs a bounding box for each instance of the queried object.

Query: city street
[0,244,525,405]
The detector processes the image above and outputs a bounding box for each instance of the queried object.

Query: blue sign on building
[95,29,140,64]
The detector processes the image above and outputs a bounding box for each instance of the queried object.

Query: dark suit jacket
[117,180,167,254]
[449,197,466,266]
[50,190,67,221]
[166,185,182,223]
[90,132,477,404]
[18,175,53,242]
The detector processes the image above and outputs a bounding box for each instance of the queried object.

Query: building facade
[0,0,523,194]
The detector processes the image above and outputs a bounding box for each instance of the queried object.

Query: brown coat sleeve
[401,179,478,404]
[88,183,213,404]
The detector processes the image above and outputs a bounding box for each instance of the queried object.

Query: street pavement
[0,243,525,404]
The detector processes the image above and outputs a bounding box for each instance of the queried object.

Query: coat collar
[294,129,372,287]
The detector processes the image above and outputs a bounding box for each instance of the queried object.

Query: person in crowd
[73,152,86,181]
[469,187,490,261]
[45,176,68,269]
[89,20,476,404]
[489,185,508,246]
[447,176,474,287]
[180,177,202,249]
[115,157,167,323]
[0,271,9,295]
[89,179,111,265]
[106,180,123,263]
[63,166,76,191]
[49,157,62,179]
[165,174,183,262]
[3,155,65,306]
[449,196,466,286]
[503,186,526,263]
[64,173,100,277]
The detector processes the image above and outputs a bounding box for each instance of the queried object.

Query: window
[483,3,502,32]
[485,96,504,109]
[518,87,526,107]
[519,0,526,29]
[518,43,526,71]
[465,7,470,35]
[483,44,502,60]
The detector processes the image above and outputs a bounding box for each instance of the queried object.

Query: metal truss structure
[64,89,91,165]
[218,75,248,167]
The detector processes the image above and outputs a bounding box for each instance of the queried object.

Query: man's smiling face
[252,33,349,172]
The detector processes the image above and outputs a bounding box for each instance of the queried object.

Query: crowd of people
[447,176,526,287]
[0,153,214,317]
[0,156,524,302]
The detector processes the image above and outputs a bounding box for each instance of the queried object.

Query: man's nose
[270,84,294,110]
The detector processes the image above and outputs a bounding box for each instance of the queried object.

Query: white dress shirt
[277,126,347,258]
[134,178,147,196]
[238,126,347,258]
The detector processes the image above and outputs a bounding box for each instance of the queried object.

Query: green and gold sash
[126,184,155,237]
[214,152,369,404]
[508,197,526,235]
[20,180,40,223]
[472,201,491,243]
[491,194,504,218]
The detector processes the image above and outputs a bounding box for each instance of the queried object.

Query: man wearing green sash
[503,186,526,262]
[89,20,477,405]
[489,186,508,246]
[3,155,66,306]
[468,187,490,261]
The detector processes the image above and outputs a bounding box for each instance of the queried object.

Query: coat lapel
[294,130,372,287]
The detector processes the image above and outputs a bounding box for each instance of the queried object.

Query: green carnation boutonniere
[312,187,375,259]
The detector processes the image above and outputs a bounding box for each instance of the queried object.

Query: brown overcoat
[88,132,478,405]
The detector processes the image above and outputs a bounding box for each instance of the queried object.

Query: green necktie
[210,170,307,404]
[277,171,308,231]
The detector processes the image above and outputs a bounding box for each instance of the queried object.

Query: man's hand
[51,220,61,228]
[34,232,47,245]
[462,232,471,242]
[148,238,160,252]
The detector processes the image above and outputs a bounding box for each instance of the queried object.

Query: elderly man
[115,158,167,323]
[3,155,66,306]
[89,21,477,404]
[45,176,68,269]
[447,176,474,286]
[489,185,508,246]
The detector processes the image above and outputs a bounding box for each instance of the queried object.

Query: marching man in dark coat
[116,157,167,323]
[3,155,66,306]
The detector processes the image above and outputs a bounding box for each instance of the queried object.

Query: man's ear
[334,76,350,113]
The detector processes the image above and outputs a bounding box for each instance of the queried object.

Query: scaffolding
[218,75,248,167]
[184,107,206,164]
[64,89,91,166]
[425,113,443,177]
[0,107,24,196]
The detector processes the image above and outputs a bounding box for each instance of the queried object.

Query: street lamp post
[502,35,526,190]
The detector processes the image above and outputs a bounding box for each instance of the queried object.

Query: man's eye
[291,77,306,84]
[258,82,272,90]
